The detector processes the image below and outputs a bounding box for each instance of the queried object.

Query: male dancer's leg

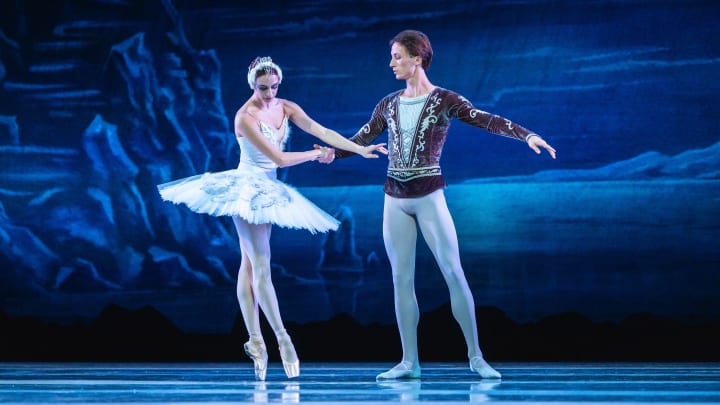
[414,190,501,379]
[376,194,422,380]
[413,190,480,357]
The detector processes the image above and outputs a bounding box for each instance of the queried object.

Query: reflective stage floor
[1,362,718,404]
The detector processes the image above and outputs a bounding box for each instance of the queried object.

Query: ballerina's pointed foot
[278,335,300,378]
[244,340,268,381]
[376,361,421,380]
[469,356,501,379]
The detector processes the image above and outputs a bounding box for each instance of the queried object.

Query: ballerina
[158,56,386,380]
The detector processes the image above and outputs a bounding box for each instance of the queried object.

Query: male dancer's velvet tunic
[336,87,537,198]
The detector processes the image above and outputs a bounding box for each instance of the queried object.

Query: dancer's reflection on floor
[376,380,422,402]
[252,381,267,403]
[281,381,300,403]
[470,381,502,402]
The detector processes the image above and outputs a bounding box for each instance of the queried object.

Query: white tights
[383,189,483,364]
[232,216,289,343]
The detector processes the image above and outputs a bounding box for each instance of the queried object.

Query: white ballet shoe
[469,356,501,379]
[244,340,268,381]
[278,335,300,378]
[376,361,421,380]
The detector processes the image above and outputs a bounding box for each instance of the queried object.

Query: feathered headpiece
[247,56,283,89]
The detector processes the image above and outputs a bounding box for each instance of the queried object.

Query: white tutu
[157,164,340,234]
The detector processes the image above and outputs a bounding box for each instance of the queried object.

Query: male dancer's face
[389,43,420,81]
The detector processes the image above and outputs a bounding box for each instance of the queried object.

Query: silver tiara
[247,57,283,89]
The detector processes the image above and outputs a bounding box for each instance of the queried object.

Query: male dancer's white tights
[383,189,484,366]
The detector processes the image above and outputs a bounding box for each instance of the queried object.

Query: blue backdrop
[1,0,718,336]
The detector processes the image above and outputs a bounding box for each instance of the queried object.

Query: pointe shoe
[469,356,501,379]
[278,335,300,378]
[376,361,421,380]
[244,340,268,381]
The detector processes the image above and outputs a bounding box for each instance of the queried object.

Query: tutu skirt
[157,163,340,234]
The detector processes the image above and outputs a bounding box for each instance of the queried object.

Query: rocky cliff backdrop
[0,0,718,359]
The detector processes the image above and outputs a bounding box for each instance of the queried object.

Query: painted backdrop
[1,0,718,337]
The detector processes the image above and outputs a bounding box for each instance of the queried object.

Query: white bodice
[238,116,290,171]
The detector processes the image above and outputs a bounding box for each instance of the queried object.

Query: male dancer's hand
[314,144,336,164]
[528,136,557,159]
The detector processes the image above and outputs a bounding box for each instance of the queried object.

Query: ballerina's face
[254,74,280,103]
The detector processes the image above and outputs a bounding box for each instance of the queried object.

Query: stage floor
[1,362,718,404]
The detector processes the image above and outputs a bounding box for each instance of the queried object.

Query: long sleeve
[449,92,535,142]
[334,93,395,159]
